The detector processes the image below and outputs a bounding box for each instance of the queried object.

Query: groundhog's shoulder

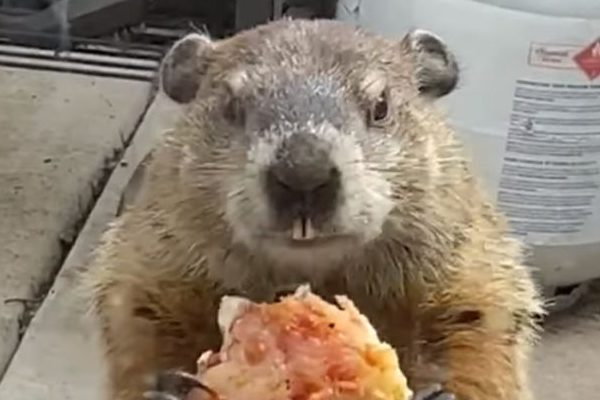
[425,212,543,334]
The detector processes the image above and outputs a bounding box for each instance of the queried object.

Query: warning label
[497,79,600,242]
[574,38,600,80]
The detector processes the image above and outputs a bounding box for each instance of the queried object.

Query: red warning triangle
[574,38,600,80]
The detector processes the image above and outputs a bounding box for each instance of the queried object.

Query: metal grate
[0,0,338,80]
[0,28,162,81]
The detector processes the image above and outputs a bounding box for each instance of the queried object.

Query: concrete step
[0,92,182,400]
[0,48,157,379]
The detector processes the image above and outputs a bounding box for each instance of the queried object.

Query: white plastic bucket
[337,0,600,287]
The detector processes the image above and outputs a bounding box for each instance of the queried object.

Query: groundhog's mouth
[260,232,353,250]
[261,234,345,247]
[257,218,356,249]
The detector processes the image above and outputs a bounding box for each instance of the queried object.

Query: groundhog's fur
[83,19,544,400]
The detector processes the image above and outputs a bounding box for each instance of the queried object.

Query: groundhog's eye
[368,90,390,127]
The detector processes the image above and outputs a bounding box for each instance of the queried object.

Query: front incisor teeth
[292,218,316,240]
[292,218,303,240]
[304,218,315,240]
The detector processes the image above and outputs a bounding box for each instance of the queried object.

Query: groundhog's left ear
[159,33,214,104]
[402,29,459,99]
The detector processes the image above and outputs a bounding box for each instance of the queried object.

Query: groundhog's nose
[265,134,340,237]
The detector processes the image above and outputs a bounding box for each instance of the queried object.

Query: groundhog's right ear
[402,29,459,99]
[159,33,214,104]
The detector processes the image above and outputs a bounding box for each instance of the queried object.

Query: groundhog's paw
[143,369,216,400]
[412,384,456,400]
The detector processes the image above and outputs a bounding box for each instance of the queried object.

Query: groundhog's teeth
[304,218,315,239]
[292,218,303,240]
[292,217,315,240]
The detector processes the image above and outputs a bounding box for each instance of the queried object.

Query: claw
[412,384,456,400]
[147,369,220,400]
[435,393,455,400]
[143,391,182,400]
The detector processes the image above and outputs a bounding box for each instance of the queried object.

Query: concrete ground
[532,281,600,399]
[0,59,598,400]
[0,86,181,400]
[0,54,155,379]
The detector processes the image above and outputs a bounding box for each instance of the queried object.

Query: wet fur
[82,19,543,400]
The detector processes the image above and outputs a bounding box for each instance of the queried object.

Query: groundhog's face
[160,20,458,266]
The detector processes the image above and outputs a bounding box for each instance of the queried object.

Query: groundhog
[82,18,544,400]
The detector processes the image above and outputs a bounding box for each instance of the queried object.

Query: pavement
[0,49,155,380]
[532,281,600,399]
[0,52,598,400]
